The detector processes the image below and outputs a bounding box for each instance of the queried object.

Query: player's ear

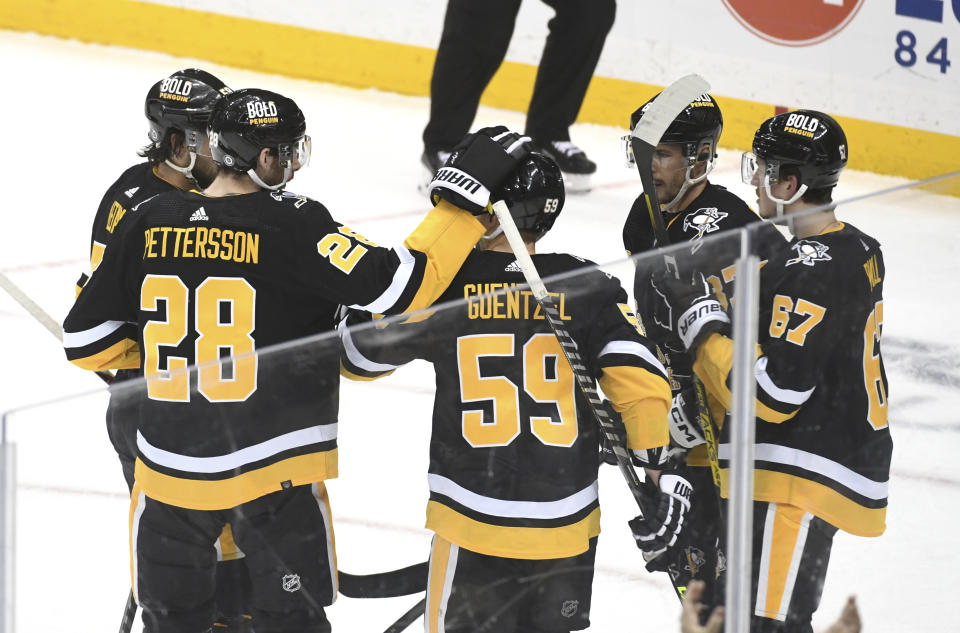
[257,147,275,171]
[168,130,187,160]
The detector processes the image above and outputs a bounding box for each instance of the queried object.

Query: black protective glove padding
[428,126,531,215]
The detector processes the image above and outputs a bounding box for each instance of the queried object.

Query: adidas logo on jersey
[124,187,139,199]
[504,260,522,272]
[189,207,209,222]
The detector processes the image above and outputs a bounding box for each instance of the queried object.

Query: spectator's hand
[822,596,861,633]
[427,126,531,215]
[681,580,724,633]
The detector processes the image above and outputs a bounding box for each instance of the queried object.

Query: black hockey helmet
[496,152,565,240]
[628,93,723,160]
[145,68,231,153]
[749,109,847,190]
[208,88,310,189]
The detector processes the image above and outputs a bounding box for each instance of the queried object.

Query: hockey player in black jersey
[340,152,675,633]
[622,93,785,607]
[650,110,891,632]
[63,86,531,633]
[70,68,257,630]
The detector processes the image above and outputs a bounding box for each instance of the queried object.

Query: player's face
[753,158,794,219]
[192,135,218,190]
[650,143,687,206]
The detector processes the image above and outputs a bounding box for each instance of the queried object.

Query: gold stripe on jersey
[90,241,106,273]
[720,469,886,537]
[133,449,338,511]
[598,365,671,450]
[426,500,600,560]
[217,524,242,561]
[129,483,144,599]
[694,334,797,424]
[756,503,810,620]
[402,200,485,315]
[70,338,140,371]
[339,361,394,381]
[427,535,455,633]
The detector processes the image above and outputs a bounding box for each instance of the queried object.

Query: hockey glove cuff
[669,388,706,449]
[628,471,693,558]
[428,126,531,216]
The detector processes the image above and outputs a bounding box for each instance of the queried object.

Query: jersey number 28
[142,274,257,403]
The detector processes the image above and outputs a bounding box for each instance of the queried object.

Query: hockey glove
[428,126,531,215]
[669,387,706,449]
[628,471,693,558]
[648,272,730,354]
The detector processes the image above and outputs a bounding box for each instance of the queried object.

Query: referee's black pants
[423,0,616,151]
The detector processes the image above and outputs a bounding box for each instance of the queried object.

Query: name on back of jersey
[464,283,571,321]
[143,225,259,264]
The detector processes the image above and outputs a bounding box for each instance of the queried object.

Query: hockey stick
[0,271,114,384]
[628,75,724,489]
[0,272,136,629]
[384,597,426,633]
[338,562,427,599]
[488,200,689,602]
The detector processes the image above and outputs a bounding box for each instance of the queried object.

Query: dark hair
[780,165,834,205]
[137,128,184,165]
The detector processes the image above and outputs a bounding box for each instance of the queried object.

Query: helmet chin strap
[661,155,716,213]
[248,163,293,191]
[480,226,504,241]
[164,152,198,181]
[763,179,808,222]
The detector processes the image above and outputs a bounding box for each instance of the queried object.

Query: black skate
[538,140,596,194]
[418,148,452,195]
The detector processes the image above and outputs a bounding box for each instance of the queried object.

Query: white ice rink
[1,30,958,633]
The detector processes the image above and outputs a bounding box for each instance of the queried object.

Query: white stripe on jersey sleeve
[62,320,127,348]
[338,319,400,373]
[598,340,667,377]
[349,245,415,314]
[755,356,815,406]
[428,473,598,520]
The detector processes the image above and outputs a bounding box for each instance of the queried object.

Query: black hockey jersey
[77,162,176,293]
[624,183,786,384]
[694,223,891,536]
[63,190,485,510]
[340,250,672,559]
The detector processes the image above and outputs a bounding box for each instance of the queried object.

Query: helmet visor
[296,135,312,169]
[741,152,759,185]
[621,134,635,167]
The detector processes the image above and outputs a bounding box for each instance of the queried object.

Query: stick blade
[631,74,711,147]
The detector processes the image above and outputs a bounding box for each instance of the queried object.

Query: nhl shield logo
[282,573,302,593]
[560,599,579,618]
[786,240,832,267]
[683,208,727,253]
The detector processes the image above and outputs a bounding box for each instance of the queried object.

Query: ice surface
[0,30,958,633]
